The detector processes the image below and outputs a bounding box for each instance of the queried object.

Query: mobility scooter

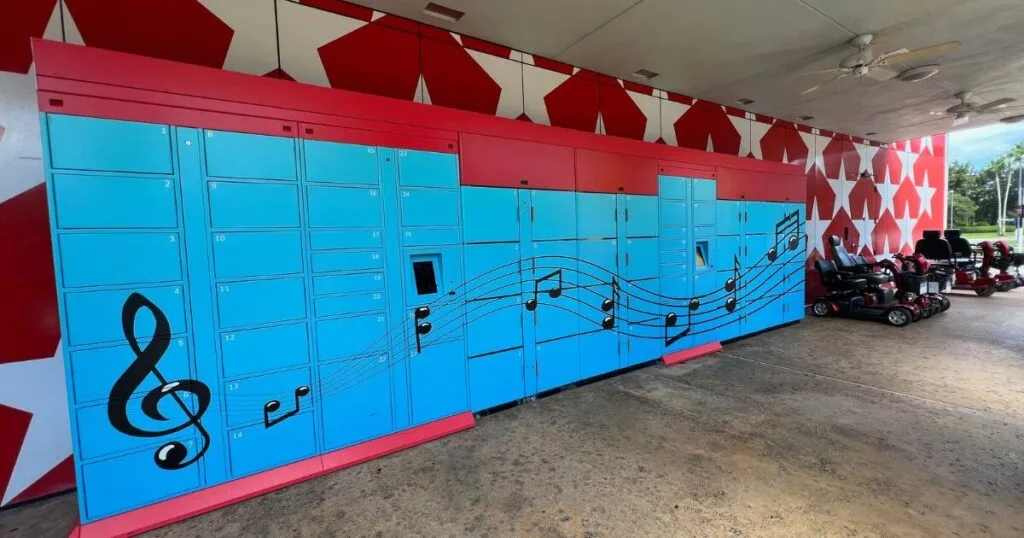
[812,236,921,327]
[994,240,1024,288]
[827,236,946,319]
[915,230,997,297]
[980,240,1024,291]
[885,252,952,316]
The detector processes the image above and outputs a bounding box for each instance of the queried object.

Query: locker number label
[224,334,236,342]
[219,285,231,293]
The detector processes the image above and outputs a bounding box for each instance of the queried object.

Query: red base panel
[68,412,475,538]
[661,342,722,366]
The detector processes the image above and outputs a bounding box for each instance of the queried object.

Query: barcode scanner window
[412,261,438,295]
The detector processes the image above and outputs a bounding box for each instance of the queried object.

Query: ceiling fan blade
[799,68,848,76]
[879,41,960,65]
[977,97,1017,112]
[874,48,909,62]
[866,67,898,81]
[800,73,847,95]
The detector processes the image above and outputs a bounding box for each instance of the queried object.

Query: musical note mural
[108,293,212,470]
[42,112,805,527]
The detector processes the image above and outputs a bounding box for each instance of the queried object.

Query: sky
[947,121,1024,169]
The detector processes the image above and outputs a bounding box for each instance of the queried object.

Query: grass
[961,231,1017,241]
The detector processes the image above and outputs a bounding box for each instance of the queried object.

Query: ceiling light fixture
[632,69,659,80]
[1001,114,1024,124]
[896,65,940,82]
[736,98,755,105]
[423,2,464,23]
[798,115,814,121]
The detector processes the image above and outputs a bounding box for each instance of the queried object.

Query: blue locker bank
[37,44,807,530]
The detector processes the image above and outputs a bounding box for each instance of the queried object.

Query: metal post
[1011,163,1019,247]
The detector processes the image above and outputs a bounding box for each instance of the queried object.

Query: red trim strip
[31,39,802,183]
[301,123,458,154]
[69,413,475,538]
[662,342,722,366]
[658,162,716,180]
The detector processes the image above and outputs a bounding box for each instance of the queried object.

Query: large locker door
[577,191,619,380]
[394,149,468,426]
[528,240,579,343]
[461,186,526,411]
[716,201,743,236]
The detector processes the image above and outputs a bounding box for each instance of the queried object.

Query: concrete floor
[3,290,1024,537]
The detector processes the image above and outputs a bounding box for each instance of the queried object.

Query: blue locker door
[577,239,617,333]
[531,190,577,240]
[577,192,617,239]
[463,242,521,301]
[744,202,778,235]
[783,290,805,323]
[716,201,743,236]
[468,348,526,411]
[528,240,578,343]
[690,271,719,346]
[408,339,468,424]
[743,294,784,335]
[713,270,741,341]
[624,238,659,280]
[462,186,520,243]
[715,235,741,273]
[624,195,658,237]
[579,330,619,380]
[536,336,580,392]
[742,233,773,268]
[658,175,690,200]
[660,269,692,354]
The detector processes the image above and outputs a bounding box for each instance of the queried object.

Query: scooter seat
[860,272,891,286]
[834,277,868,291]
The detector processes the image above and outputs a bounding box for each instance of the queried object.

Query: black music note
[724,256,740,312]
[770,210,801,262]
[263,385,311,428]
[664,298,701,346]
[108,292,211,471]
[525,269,563,312]
[412,306,432,353]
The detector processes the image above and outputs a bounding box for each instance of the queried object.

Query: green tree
[949,192,978,227]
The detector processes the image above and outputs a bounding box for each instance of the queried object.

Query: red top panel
[460,133,575,190]
[31,39,803,192]
[658,161,716,180]
[716,167,804,203]
[300,123,458,154]
[576,149,657,195]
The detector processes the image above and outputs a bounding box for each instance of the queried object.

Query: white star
[853,215,876,252]
[0,342,71,506]
[857,143,878,176]
[916,169,937,219]
[806,199,828,258]
[659,100,690,146]
[277,0,367,86]
[464,50,525,120]
[749,120,770,160]
[825,176,845,218]
[627,90,661,143]
[729,115,750,157]
[523,63,570,126]
[898,205,916,254]
[200,0,279,75]
[877,179,898,217]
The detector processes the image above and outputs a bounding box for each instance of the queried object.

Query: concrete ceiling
[348,0,1024,142]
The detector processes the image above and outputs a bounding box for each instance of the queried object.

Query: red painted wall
[0,0,946,507]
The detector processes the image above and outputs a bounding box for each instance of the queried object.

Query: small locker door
[624,195,658,237]
[716,201,743,236]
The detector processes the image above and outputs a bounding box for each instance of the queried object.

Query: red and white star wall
[0,0,946,507]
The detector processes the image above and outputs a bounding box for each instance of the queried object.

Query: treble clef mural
[107,292,212,470]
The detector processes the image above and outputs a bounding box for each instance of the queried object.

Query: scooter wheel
[975,286,996,297]
[811,299,832,318]
[919,306,931,319]
[885,306,914,328]
[995,281,1014,292]
[939,296,951,312]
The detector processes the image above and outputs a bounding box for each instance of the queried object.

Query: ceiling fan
[939,91,1018,127]
[801,34,960,95]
